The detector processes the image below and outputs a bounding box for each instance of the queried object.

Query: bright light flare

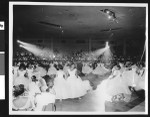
[17,40,35,47]
[93,48,106,57]
[105,41,110,49]
[19,44,23,48]
[106,41,108,46]
[17,40,20,43]
[102,46,113,63]
[18,41,56,60]
[108,15,112,19]
[91,41,112,63]
[106,10,110,14]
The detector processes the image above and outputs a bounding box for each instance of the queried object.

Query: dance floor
[55,90,145,112]
[55,73,145,112]
[5,72,145,113]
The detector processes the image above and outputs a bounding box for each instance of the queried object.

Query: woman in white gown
[63,62,70,79]
[106,65,130,96]
[102,65,132,103]
[92,65,130,112]
[66,63,92,99]
[53,64,70,100]
[34,75,56,111]
[12,84,34,111]
[13,63,30,90]
[13,62,19,82]
[26,63,34,82]
[82,62,93,75]
[34,64,47,78]
[122,64,145,91]
[92,62,109,75]
[28,75,41,109]
[32,69,48,93]
[47,62,57,77]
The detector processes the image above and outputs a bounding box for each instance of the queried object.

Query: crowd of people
[12,50,146,111]
[12,59,93,111]
[13,49,143,64]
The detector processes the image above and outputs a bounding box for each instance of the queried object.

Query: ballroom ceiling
[13,5,146,42]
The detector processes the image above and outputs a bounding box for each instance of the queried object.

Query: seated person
[28,75,41,109]
[29,75,41,95]
[34,75,56,111]
[12,84,34,111]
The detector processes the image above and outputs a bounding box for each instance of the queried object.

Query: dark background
[13,5,146,57]
[0,31,5,51]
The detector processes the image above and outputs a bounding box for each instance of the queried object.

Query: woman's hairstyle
[116,64,121,69]
[13,61,18,66]
[13,84,25,97]
[19,63,26,70]
[53,64,58,70]
[31,75,38,82]
[42,75,54,86]
[26,62,33,69]
[57,64,63,70]
[70,62,76,69]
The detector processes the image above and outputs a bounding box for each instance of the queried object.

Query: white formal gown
[34,92,55,111]
[53,70,70,99]
[66,68,91,98]
[13,70,30,90]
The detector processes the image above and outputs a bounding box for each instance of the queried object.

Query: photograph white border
[9,2,148,115]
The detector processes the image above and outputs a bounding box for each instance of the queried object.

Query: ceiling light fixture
[100,9,118,23]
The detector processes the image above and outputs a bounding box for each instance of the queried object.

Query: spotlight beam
[18,41,55,60]
[17,40,21,43]
[19,44,24,48]
[17,40,36,48]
